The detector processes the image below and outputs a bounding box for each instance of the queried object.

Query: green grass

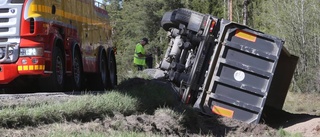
[116,78,177,114]
[277,128,303,137]
[48,128,164,137]
[0,95,77,110]
[1,74,317,137]
[283,91,320,115]
[48,131,107,137]
[0,122,164,137]
[0,77,177,129]
[0,92,139,128]
[48,130,162,137]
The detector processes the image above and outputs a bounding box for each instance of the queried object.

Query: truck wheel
[161,8,205,31]
[98,51,108,90]
[49,46,65,91]
[85,50,108,91]
[106,48,117,89]
[176,8,204,25]
[161,11,177,31]
[71,49,84,90]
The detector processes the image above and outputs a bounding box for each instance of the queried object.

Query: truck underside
[159,8,298,124]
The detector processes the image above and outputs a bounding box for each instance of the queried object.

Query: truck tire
[48,46,65,91]
[161,8,205,32]
[85,49,108,91]
[71,48,84,90]
[161,11,177,31]
[172,8,194,25]
[106,48,117,89]
[175,8,205,26]
[97,50,108,90]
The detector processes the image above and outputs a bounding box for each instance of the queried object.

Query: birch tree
[257,0,320,92]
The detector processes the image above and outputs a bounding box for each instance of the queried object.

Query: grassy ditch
[284,91,320,115]
[0,78,186,137]
[0,78,178,128]
[0,92,139,128]
[0,76,312,137]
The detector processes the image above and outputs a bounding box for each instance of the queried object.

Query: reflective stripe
[134,57,146,59]
[134,55,146,59]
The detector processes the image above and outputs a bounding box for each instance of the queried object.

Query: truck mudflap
[193,20,298,124]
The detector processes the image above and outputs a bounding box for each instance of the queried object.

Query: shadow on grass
[262,106,320,129]
[0,77,271,136]
[115,77,238,136]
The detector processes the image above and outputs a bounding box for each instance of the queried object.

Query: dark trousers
[137,65,144,71]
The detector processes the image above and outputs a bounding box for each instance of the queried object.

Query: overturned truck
[159,8,298,124]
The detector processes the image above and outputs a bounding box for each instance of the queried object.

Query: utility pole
[224,0,226,19]
[243,0,250,25]
[228,0,233,21]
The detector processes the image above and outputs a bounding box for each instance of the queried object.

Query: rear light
[10,0,25,3]
[209,21,216,33]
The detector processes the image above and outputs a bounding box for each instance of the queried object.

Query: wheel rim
[181,87,191,104]
[56,56,63,84]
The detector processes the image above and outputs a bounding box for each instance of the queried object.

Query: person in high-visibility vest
[134,38,148,71]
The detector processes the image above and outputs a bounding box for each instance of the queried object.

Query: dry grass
[283,91,320,115]
[0,122,162,137]
[0,77,318,137]
[0,92,139,128]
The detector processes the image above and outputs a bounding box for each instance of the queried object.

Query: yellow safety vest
[134,43,146,66]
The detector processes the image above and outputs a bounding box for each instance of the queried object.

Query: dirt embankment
[144,69,320,136]
[117,77,320,137]
[0,76,319,137]
[260,105,320,137]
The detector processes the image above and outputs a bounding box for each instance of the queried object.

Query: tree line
[105,0,320,93]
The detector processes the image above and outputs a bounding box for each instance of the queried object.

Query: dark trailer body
[159,8,298,123]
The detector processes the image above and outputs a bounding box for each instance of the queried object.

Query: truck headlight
[0,48,4,59]
[20,47,44,56]
[8,46,14,55]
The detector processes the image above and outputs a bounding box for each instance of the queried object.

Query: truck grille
[0,38,8,42]
[0,28,9,32]
[0,18,9,23]
[0,8,9,13]
[0,6,22,37]
[0,3,23,63]
[11,0,25,3]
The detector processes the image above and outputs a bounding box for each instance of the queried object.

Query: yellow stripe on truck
[30,4,104,27]
[18,66,22,71]
[23,66,28,70]
[29,65,34,70]
[212,105,234,118]
[235,30,257,42]
[18,65,45,71]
